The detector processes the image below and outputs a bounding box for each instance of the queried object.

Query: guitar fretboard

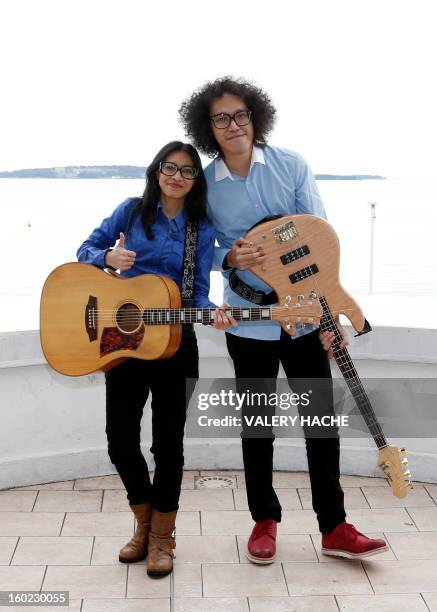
[319,296,387,449]
[141,307,273,326]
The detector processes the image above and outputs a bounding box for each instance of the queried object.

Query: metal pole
[368,202,377,293]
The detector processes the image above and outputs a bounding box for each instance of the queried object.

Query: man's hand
[105,232,137,271]
[319,322,349,359]
[225,237,266,270]
[212,303,238,330]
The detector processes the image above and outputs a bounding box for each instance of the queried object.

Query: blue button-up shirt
[77,197,216,308]
[205,145,327,340]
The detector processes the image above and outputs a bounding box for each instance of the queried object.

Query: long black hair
[179,76,277,158]
[128,141,208,240]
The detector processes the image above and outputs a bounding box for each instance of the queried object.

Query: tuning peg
[408,482,415,490]
[400,448,406,454]
[403,470,412,478]
[309,291,317,299]
[401,458,409,465]
[297,294,305,301]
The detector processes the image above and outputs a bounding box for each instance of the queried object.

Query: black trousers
[226,329,346,534]
[105,332,198,512]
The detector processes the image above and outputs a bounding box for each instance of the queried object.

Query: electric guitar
[245,214,413,498]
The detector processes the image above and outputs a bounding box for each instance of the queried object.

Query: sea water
[1,178,436,332]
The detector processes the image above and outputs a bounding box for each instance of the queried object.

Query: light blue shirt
[205,145,327,340]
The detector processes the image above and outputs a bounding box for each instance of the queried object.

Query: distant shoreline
[0,165,386,180]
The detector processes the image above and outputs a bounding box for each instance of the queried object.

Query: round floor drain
[194,475,235,489]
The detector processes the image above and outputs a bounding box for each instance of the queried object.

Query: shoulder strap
[181,220,199,308]
[227,214,281,305]
[228,269,278,305]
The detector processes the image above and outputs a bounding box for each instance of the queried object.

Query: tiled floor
[1,470,437,611]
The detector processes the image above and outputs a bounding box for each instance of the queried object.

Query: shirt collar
[157,200,186,231]
[214,145,266,182]
[251,145,266,166]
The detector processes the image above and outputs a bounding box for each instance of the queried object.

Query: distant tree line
[0,166,385,180]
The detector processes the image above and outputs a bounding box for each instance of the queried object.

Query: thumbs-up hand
[105,232,137,271]
[117,232,126,249]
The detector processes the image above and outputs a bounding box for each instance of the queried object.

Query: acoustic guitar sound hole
[116,303,142,333]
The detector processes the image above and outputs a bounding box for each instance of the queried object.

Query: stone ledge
[2,325,437,369]
[1,439,436,490]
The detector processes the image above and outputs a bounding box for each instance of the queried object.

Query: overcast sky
[1,0,435,178]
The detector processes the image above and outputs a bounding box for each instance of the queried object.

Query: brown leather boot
[146,509,177,578]
[119,502,152,563]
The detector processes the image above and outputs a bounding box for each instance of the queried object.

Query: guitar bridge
[272,220,297,242]
[85,295,98,341]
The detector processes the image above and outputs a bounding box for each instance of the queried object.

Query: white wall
[1,326,436,489]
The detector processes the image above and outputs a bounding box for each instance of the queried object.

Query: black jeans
[105,332,198,512]
[226,329,346,534]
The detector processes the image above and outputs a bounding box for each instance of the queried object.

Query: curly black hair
[179,76,277,158]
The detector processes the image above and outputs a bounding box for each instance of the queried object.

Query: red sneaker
[321,522,388,559]
[246,518,277,564]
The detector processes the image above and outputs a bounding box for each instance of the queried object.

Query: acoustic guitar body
[40,263,182,376]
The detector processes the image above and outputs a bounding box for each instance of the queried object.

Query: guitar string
[86,305,334,327]
[83,304,346,315]
[288,224,388,448]
[319,296,387,448]
[263,218,387,448]
[307,236,388,447]
[85,307,362,325]
[86,306,318,326]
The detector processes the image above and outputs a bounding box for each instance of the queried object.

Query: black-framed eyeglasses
[159,161,199,180]
[210,109,252,130]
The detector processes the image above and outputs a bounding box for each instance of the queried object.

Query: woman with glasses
[77,141,235,579]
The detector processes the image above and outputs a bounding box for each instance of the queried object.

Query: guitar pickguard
[100,325,145,356]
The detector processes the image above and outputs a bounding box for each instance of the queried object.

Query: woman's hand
[105,232,137,271]
[319,323,349,359]
[212,303,238,330]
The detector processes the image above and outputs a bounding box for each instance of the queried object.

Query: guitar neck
[142,306,273,326]
[319,296,387,449]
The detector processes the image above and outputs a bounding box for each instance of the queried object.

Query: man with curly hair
[179,77,388,564]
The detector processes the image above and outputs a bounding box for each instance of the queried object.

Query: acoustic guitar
[40,262,322,377]
[245,214,413,498]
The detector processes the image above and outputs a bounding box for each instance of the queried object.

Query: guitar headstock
[272,292,322,335]
[378,445,414,498]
